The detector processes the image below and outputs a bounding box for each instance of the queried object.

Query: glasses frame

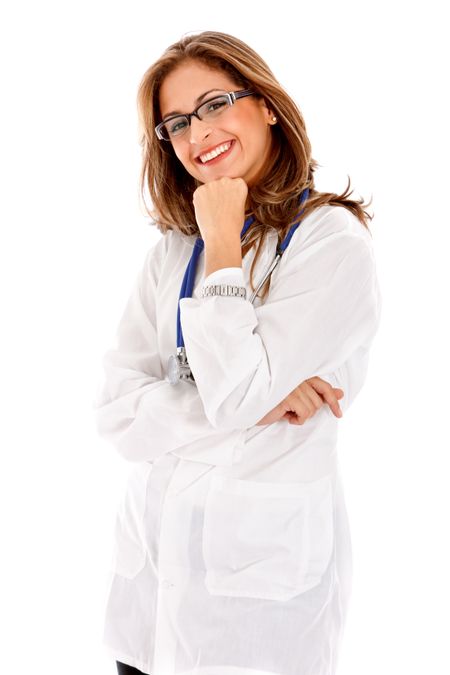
[155,88,255,141]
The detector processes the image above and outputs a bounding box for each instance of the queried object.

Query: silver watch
[202,283,247,299]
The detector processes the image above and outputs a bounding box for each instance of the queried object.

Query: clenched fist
[193,176,248,243]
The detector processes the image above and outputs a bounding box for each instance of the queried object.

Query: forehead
[159,60,238,117]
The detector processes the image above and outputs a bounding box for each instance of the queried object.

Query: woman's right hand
[255,377,344,426]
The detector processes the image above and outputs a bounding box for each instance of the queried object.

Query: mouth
[195,140,235,166]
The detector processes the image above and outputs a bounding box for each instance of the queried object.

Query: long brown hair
[136,30,373,301]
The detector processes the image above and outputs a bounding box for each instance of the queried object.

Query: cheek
[173,146,186,163]
[237,117,262,149]
[173,146,191,171]
[174,149,201,179]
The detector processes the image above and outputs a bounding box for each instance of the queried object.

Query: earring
[272,116,277,123]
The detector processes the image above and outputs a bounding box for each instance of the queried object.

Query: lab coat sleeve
[179,225,381,432]
[92,236,244,464]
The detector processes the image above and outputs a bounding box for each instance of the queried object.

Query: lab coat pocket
[112,463,151,579]
[202,473,334,601]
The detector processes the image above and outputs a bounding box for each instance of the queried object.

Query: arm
[92,236,245,464]
[179,214,382,432]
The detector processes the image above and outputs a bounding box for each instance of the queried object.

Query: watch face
[167,354,180,385]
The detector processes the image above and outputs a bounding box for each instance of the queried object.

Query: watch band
[202,283,247,299]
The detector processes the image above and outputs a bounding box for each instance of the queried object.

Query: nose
[188,115,212,144]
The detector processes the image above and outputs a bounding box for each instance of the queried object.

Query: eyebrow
[162,89,224,119]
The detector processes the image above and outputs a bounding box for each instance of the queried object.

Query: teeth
[199,142,232,163]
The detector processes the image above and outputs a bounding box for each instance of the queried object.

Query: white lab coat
[93,204,382,675]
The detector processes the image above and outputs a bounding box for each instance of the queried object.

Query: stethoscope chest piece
[167,347,195,385]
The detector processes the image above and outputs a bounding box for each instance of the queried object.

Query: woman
[93,30,382,675]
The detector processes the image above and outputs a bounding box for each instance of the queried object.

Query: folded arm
[92,237,245,464]
[180,226,381,432]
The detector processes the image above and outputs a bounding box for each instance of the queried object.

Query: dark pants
[116,661,146,675]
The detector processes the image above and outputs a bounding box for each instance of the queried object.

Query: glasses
[155,89,255,141]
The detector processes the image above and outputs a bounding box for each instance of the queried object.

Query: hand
[255,377,344,426]
[192,177,248,243]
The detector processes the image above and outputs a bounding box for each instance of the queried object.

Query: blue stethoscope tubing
[176,187,310,350]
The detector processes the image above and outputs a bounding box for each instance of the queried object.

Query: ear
[258,98,277,125]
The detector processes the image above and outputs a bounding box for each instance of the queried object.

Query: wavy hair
[136,30,373,301]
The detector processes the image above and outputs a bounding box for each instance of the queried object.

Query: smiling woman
[136,31,374,302]
[93,29,382,675]
[158,64,275,190]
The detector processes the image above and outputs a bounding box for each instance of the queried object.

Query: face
[158,59,277,187]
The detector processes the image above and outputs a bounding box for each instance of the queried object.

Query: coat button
[161,579,174,589]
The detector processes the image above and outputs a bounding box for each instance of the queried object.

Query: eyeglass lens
[161,95,230,139]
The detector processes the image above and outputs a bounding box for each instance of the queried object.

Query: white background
[1,1,449,673]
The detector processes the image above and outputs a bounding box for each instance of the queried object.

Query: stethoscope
[167,188,310,385]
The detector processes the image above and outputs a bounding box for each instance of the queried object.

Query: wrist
[204,236,243,277]
[202,228,241,246]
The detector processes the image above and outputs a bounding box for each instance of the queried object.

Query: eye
[168,117,188,135]
[198,96,229,118]
[205,99,228,113]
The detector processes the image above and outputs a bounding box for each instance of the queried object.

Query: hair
[136,30,373,301]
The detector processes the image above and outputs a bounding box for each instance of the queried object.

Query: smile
[197,140,235,165]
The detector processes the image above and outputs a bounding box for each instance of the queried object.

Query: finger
[307,379,344,418]
[286,389,317,423]
[281,395,309,424]
[301,385,326,411]
[296,389,318,418]
[283,411,305,425]
[326,389,343,417]
[293,381,324,411]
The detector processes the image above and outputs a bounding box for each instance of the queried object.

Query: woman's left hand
[255,377,344,426]
[192,177,248,242]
